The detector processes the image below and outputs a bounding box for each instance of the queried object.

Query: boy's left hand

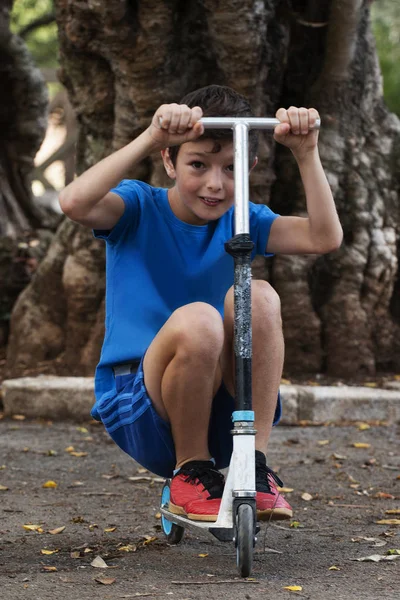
[274,107,319,160]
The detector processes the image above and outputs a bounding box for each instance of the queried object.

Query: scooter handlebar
[199,117,320,130]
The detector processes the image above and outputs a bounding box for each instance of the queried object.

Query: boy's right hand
[147,104,204,150]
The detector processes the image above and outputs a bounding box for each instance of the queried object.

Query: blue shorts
[96,355,282,478]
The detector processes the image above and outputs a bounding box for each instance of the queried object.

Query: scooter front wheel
[236,503,254,577]
[160,480,185,545]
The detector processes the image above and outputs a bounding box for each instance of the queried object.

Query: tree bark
[6,0,400,379]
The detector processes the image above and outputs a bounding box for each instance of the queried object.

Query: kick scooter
[160,116,320,577]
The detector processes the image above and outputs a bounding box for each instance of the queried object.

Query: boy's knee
[225,280,282,327]
[172,302,224,356]
[252,280,282,328]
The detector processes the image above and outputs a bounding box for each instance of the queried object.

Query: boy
[59,85,342,523]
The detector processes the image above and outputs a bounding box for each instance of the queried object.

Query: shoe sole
[168,502,218,522]
[257,507,293,521]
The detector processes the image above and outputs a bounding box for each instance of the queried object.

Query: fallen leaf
[91,556,109,568]
[0,485,9,491]
[376,519,400,525]
[119,544,137,552]
[104,527,116,533]
[42,566,57,572]
[289,521,303,528]
[277,487,294,493]
[352,443,371,449]
[77,427,89,433]
[69,452,88,458]
[42,480,58,489]
[317,440,330,446]
[48,526,66,535]
[65,446,75,452]
[353,554,400,562]
[363,382,377,388]
[23,524,44,533]
[198,553,209,558]
[374,492,395,499]
[12,414,26,420]
[356,422,371,431]
[332,453,347,460]
[84,548,93,553]
[155,512,161,519]
[385,509,400,515]
[387,549,400,555]
[143,535,157,545]
[301,492,313,501]
[328,565,340,571]
[41,549,59,555]
[89,523,98,530]
[94,577,116,585]
[284,585,303,591]
[70,551,81,559]
[137,467,148,474]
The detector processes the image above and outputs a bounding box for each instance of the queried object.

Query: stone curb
[1,376,400,424]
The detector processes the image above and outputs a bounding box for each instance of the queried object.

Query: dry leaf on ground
[376,519,400,525]
[91,556,109,568]
[353,554,400,562]
[94,577,116,585]
[48,526,66,535]
[301,492,313,501]
[42,480,58,488]
[284,585,303,591]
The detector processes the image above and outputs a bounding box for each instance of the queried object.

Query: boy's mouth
[199,196,223,207]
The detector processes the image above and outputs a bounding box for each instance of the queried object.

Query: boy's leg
[221,279,284,451]
[221,280,292,520]
[143,301,226,521]
[143,301,224,469]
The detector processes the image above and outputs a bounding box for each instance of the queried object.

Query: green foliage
[371,0,400,116]
[10,0,58,68]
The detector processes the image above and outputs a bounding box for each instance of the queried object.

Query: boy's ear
[161,148,176,180]
[250,156,258,171]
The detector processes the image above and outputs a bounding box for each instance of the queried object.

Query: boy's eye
[226,164,234,172]
[191,161,204,169]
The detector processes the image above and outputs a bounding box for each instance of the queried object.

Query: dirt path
[0,418,399,599]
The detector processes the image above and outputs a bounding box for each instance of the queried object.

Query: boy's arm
[266,107,343,255]
[59,104,204,229]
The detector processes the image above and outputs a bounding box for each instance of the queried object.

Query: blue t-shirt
[92,179,279,411]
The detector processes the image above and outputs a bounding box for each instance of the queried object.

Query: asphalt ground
[0,417,399,600]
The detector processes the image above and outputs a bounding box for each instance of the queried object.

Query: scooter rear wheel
[160,480,185,545]
[236,503,254,577]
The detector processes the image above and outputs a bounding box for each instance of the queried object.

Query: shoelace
[255,461,284,494]
[179,461,225,500]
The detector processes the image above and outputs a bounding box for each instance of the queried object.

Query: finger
[276,107,289,124]
[308,107,319,129]
[168,104,181,134]
[189,106,203,128]
[177,106,192,134]
[158,105,172,130]
[274,122,290,137]
[298,107,309,135]
[287,106,300,135]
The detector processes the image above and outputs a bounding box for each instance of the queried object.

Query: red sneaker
[255,451,293,521]
[169,460,224,522]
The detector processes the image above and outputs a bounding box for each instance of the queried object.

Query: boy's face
[162,138,235,226]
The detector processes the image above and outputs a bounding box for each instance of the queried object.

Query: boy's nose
[207,170,223,192]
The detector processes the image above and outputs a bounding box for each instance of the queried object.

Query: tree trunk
[0,1,53,348]
[6,0,400,379]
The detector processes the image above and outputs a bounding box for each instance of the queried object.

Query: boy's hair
[168,85,258,166]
